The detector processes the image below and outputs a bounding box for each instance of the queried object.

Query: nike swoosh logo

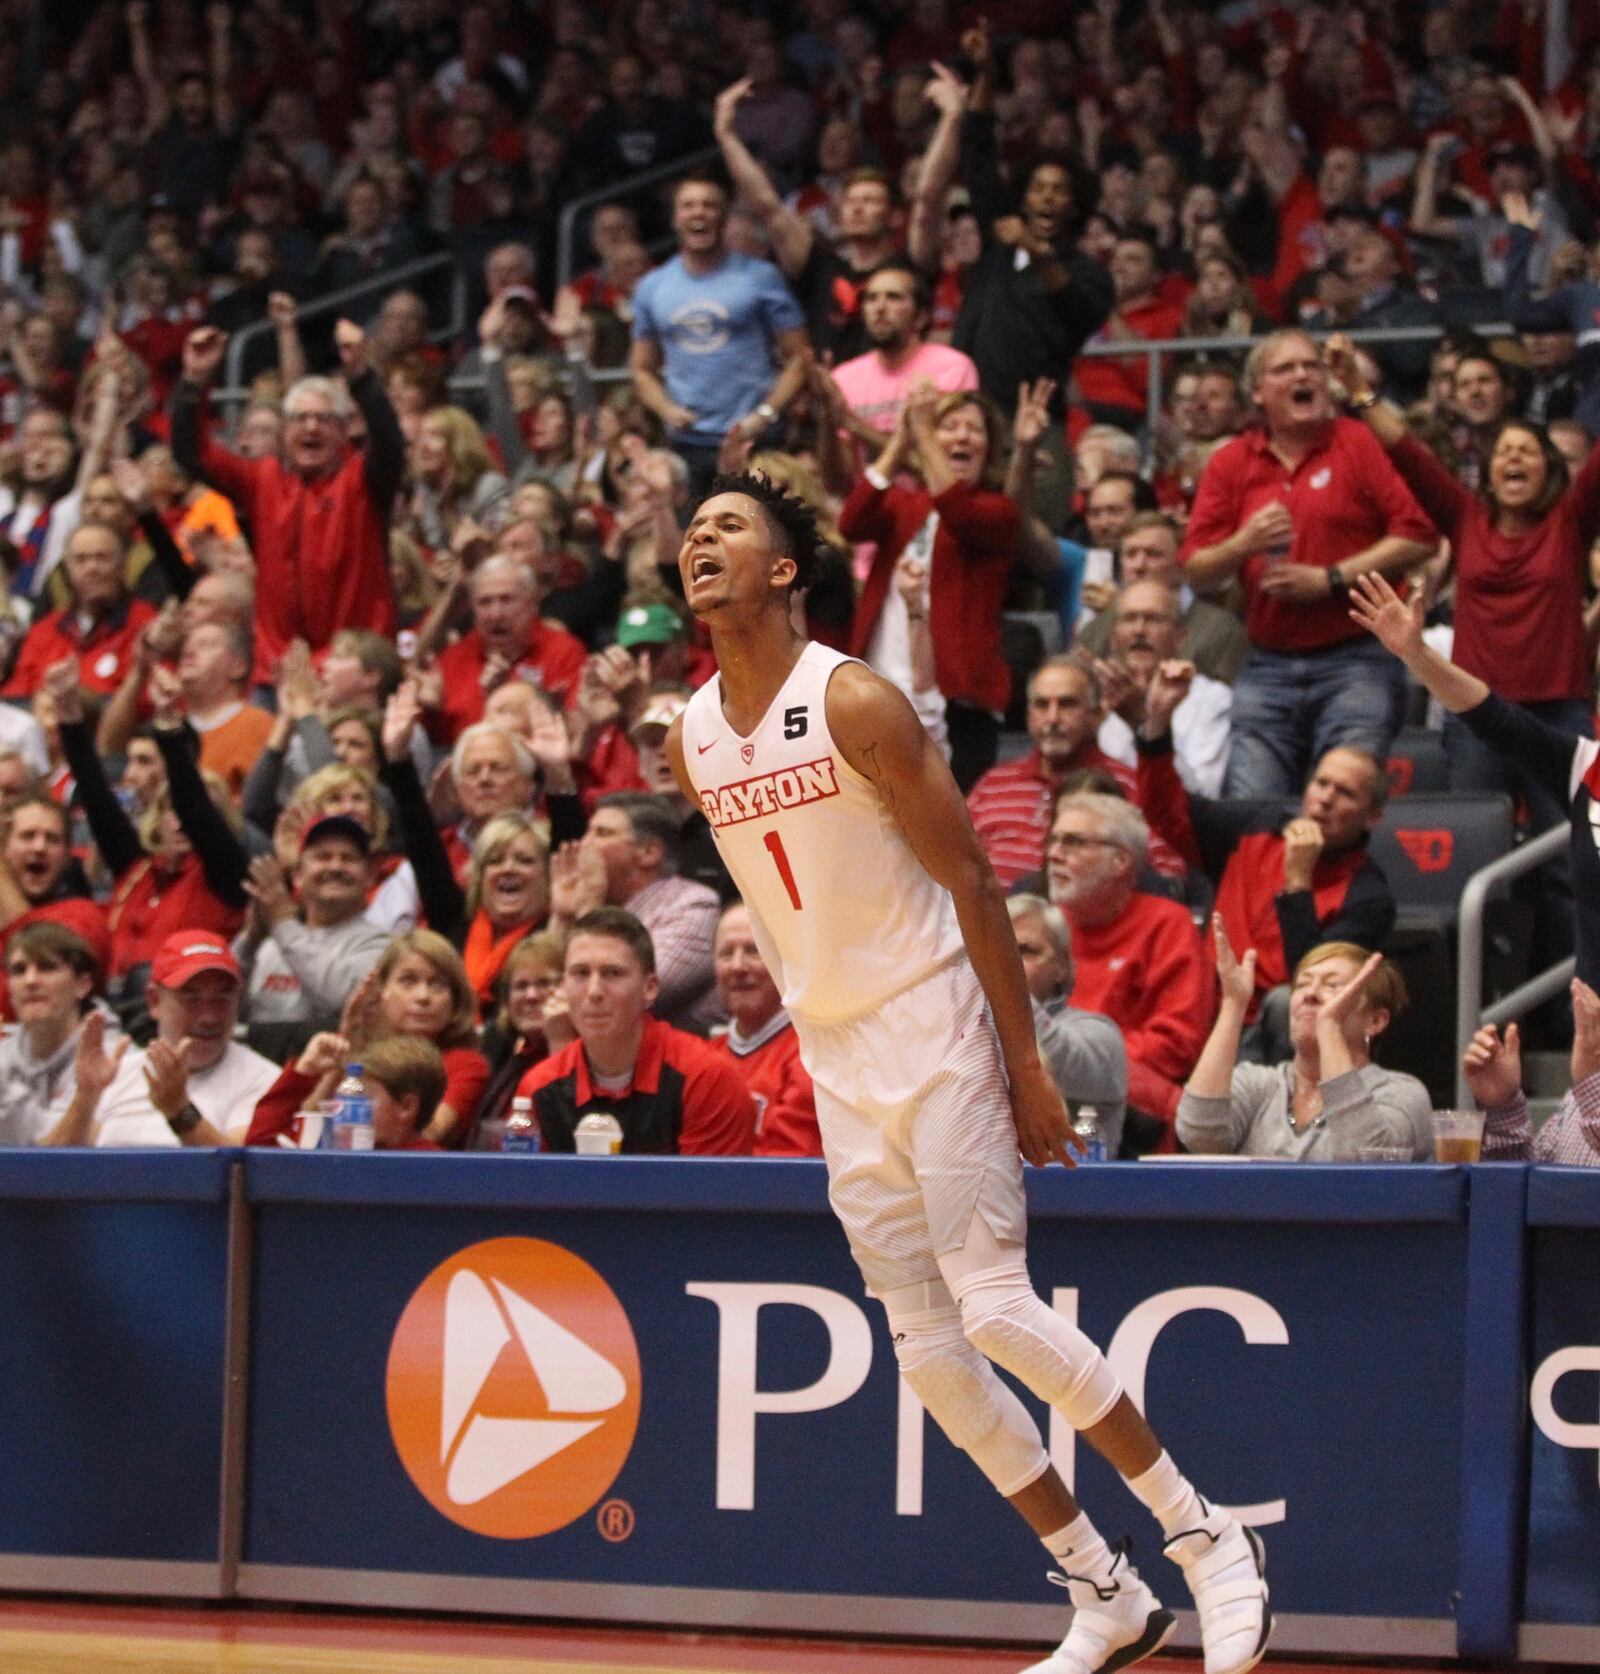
[696,741,715,755]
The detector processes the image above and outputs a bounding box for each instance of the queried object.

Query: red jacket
[840,473,1017,715]
[518,1014,757,1154]
[1075,295,1186,417]
[105,854,246,978]
[3,598,157,699]
[708,1014,820,1157]
[175,369,403,684]
[1065,890,1214,1134]
[430,621,588,743]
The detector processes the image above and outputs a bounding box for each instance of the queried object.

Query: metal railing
[218,251,468,413]
[1077,321,1513,466]
[1456,823,1574,1106]
[556,146,719,295]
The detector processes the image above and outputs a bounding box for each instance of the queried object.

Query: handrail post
[1454,823,1570,1105]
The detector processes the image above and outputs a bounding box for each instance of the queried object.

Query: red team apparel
[682,641,963,1026]
[708,1009,821,1156]
[429,621,588,742]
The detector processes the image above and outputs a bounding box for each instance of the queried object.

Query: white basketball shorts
[793,957,1027,1295]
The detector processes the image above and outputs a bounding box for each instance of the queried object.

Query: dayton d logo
[386,1237,641,1538]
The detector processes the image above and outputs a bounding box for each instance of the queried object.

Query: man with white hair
[172,316,405,688]
[1007,893,1127,1159]
[431,555,587,743]
[445,721,538,883]
[1045,792,1212,1151]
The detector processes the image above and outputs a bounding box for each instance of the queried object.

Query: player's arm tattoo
[859,740,898,814]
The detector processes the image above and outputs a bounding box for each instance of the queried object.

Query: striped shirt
[1483,1076,1600,1166]
[965,748,1185,888]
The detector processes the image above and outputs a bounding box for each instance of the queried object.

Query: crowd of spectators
[0,0,1596,1162]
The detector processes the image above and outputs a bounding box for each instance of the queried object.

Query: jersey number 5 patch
[783,706,809,740]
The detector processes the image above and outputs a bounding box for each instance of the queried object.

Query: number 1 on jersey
[763,830,803,910]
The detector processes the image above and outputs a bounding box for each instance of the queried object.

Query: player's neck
[710,614,807,731]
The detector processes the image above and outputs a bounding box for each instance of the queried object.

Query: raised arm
[712,79,813,277]
[54,677,146,879]
[153,714,250,908]
[338,321,405,512]
[268,290,307,390]
[379,683,466,942]
[907,65,969,273]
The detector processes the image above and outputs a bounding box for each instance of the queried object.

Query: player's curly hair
[704,471,824,594]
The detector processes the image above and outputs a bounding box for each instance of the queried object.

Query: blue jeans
[1224,638,1407,798]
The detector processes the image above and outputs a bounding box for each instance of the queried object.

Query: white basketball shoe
[1021,1546,1176,1674]
[1163,1501,1273,1674]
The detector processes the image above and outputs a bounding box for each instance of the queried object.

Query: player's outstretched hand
[1011,1058,1078,1168]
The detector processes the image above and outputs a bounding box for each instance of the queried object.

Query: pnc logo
[386,1237,641,1539]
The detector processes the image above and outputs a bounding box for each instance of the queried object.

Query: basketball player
[667,475,1271,1674]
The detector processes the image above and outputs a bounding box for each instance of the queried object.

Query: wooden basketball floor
[0,1599,1498,1674]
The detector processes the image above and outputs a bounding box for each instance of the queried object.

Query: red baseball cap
[151,931,241,989]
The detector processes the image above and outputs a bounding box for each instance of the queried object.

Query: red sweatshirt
[1065,891,1214,1134]
[429,621,588,743]
[707,1013,821,1157]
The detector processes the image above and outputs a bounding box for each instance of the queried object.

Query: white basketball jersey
[681,642,962,1025]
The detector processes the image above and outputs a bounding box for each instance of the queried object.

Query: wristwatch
[1347,390,1379,412]
[166,1101,203,1138]
[1325,565,1350,598]
[755,402,778,424]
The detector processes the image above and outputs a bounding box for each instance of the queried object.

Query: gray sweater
[1177,1062,1433,1161]
[237,915,391,1062]
[1035,997,1128,1159]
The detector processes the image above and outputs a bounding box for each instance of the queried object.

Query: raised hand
[548,839,584,921]
[923,60,969,117]
[1501,190,1541,233]
[74,1012,129,1104]
[339,963,383,1049]
[1463,1022,1523,1109]
[1314,952,1383,1038]
[1012,377,1056,449]
[278,638,318,722]
[959,13,991,68]
[267,291,299,331]
[41,656,84,726]
[147,662,184,724]
[1213,914,1258,1011]
[382,681,422,764]
[182,326,227,386]
[1348,572,1424,663]
[109,454,151,513]
[713,76,753,136]
[244,854,295,927]
[1141,656,1194,737]
[1322,333,1368,399]
[295,1031,352,1080]
[142,1037,194,1121]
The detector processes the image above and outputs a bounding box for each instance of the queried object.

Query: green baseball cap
[615,602,685,649]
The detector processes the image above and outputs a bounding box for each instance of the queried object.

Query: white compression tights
[879,1217,1123,1497]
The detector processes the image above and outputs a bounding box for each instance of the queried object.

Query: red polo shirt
[429,620,588,744]
[2,598,157,699]
[707,1012,820,1157]
[1181,418,1434,653]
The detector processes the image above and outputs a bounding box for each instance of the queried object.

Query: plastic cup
[294,1109,327,1150]
[574,1112,624,1155]
[1432,1110,1485,1164]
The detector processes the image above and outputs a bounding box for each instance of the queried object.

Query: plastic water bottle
[501,1095,540,1154]
[1072,1104,1107,1164]
[328,1064,375,1152]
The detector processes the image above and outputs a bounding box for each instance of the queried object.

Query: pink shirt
[832,341,979,434]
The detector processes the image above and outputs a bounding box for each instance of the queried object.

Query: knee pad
[881,1279,1048,1498]
[948,1258,1123,1432]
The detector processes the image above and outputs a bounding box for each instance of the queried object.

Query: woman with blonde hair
[839,383,1019,787]
[406,404,509,549]
[1177,925,1433,1160]
[343,928,490,1147]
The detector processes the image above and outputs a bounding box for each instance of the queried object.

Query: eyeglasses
[1046,833,1121,854]
[285,410,339,426]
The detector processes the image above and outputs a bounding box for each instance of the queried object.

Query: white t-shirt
[93,1037,282,1147]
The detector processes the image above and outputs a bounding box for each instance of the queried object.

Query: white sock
[1124,1451,1206,1539]
[1042,1511,1116,1581]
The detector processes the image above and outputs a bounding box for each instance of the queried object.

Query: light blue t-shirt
[631,251,804,446]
